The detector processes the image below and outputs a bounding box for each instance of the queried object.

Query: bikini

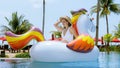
[62,27,73,42]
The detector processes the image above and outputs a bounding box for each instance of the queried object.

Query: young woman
[54,16,78,43]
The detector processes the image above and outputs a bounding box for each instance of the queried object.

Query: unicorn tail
[5,26,45,50]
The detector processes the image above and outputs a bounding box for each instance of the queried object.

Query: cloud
[0,11,10,17]
[0,11,11,26]
[29,0,57,9]
[29,0,42,9]
[46,0,56,3]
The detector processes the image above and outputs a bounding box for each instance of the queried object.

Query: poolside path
[5,51,18,58]
[0,50,28,58]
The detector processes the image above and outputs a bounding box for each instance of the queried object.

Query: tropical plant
[1,12,33,34]
[103,33,113,42]
[114,22,120,38]
[103,33,113,54]
[91,0,120,34]
[50,31,61,38]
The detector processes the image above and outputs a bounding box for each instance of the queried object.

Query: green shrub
[109,46,115,51]
[99,45,120,52]
[15,52,30,58]
[0,55,9,58]
[99,47,106,52]
[114,46,120,52]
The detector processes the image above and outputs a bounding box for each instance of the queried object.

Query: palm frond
[0,25,13,32]
[90,5,103,15]
[10,12,19,31]
[100,5,111,17]
[5,17,10,23]
[113,23,120,38]
[90,5,98,15]
[18,15,24,24]
[109,3,120,14]
[107,0,113,4]
[17,20,33,34]
[99,0,106,6]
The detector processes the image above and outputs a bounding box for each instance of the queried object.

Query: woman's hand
[54,20,63,32]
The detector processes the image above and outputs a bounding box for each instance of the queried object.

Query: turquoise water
[0,52,120,68]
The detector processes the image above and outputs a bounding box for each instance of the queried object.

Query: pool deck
[6,51,17,58]
[0,50,29,58]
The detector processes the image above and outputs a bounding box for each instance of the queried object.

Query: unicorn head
[71,8,96,35]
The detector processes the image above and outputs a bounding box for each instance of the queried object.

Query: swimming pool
[0,52,120,68]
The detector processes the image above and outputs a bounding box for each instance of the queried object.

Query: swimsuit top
[62,27,73,42]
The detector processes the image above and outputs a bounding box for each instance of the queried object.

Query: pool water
[0,52,120,68]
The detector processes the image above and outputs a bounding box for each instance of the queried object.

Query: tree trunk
[106,15,109,34]
[42,0,45,35]
[106,14,110,54]
[95,0,100,46]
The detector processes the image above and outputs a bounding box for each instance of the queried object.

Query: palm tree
[91,0,120,34]
[91,0,120,46]
[1,12,33,34]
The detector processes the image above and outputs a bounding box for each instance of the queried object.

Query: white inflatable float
[30,41,99,62]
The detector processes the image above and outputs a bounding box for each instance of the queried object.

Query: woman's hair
[63,18,71,27]
[60,16,71,27]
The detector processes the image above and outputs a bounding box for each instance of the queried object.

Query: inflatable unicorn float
[5,8,99,62]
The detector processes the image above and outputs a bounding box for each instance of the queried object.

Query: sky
[0,0,120,41]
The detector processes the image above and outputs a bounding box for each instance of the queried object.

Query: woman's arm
[54,21,63,32]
